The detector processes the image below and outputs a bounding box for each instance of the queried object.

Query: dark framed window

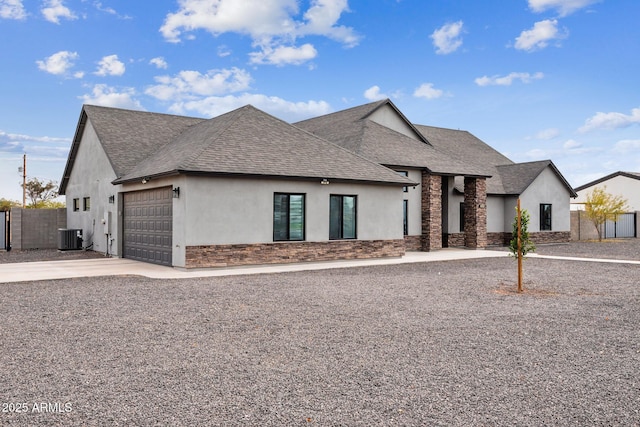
[403,200,408,235]
[330,195,357,240]
[83,197,91,211]
[273,193,305,241]
[460,202,465,232]
[540,204,552,231]
[397,171,409,192]
[73,198,80,212]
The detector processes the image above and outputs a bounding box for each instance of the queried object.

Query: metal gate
[604,212,636,238]
[1,211,7,250]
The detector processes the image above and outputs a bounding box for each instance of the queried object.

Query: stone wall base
[447,231,570,247]
[529,231,571,244]
[404,235,422,251]
[186,239,406,268]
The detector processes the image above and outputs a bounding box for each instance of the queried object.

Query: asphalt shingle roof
[111,105,415,186]
[295,100,490,178]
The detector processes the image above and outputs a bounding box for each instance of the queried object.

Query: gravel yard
[0,243,639,425]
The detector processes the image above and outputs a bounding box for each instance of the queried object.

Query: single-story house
[573,171,640,211]
[296,99,577,249]
[60,99,576,268]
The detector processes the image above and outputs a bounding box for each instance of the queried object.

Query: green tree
[509,203,535,293]
[509,207,536,259]
[23,178,58,208]
[584,186,629,241]
[0,198,21,211]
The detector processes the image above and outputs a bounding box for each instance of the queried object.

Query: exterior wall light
[173,187,180,198]
[320,179,330,185]
[108,195,115,204]
[142,177,149,184]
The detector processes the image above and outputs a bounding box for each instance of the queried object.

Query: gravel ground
[0,248,105,264]
[0,246,638,426]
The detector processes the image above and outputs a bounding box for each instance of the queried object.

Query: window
[460,202,465,232]
[273,193,305,241]
[540,204,552,231]
[83,197,91,211]
[72,198,80,212]
[397,171,409,192]
[403,200,408,235]
[330,195,357,240]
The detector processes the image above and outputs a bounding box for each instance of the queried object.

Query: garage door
[123,187,173,266]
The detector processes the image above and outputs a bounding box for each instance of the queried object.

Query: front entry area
[123,187,173,266]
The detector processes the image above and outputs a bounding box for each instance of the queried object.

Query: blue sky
[1,0,639,202]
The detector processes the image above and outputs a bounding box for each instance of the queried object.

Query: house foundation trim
[185,239,406,268]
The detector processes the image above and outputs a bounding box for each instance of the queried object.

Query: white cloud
[613,139,640,154]
[145,67,252,101]
[0,0,27,19]
[514,19,566,51]
[413,83,444,100]
[95,55,126,76]
[430,21,464,55]
[475,72,544,86]
[217,45,232,57]
[562,139,582,149]
[150,57,168,69]
[249,43,317,66]
[41,0,77,24]
[528,0,600,17]
[363,85,387,101]
[36,50,80,76]
[169,93,331,122]
[536,128,560,140]
[579,107,640,132]
[159,0,359,65]
[79,84,144,110]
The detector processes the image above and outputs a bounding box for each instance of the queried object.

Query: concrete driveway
[0,249,512,283]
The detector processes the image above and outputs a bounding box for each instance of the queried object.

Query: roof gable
[114,105,415,186]
[574,171,640,192]
[60,104,203,193]
[497,160,577,197]
[296,99,430,144]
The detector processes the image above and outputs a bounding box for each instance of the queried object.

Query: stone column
[464,177,487,249]
[421,171,442,251]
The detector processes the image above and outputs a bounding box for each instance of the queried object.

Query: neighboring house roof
[416,125,577,197]
[60,105,204,194]
[295,99,490,178]
[574,171,640,192]
[62,104,415,189]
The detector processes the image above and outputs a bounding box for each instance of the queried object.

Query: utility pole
[22,154,26,208]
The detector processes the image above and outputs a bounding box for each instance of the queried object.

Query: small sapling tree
[509,200,535,292]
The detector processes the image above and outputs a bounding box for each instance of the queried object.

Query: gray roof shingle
[110,105,415,186]
[60,105,204,193]
[295,99,490,177]
[417,125,576,197]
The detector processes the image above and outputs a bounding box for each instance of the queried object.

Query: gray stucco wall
[64,119,121,255]
[403,169,423,236]
[368,105,421,140]
[172,176,405,267]
[520,167,572,232]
